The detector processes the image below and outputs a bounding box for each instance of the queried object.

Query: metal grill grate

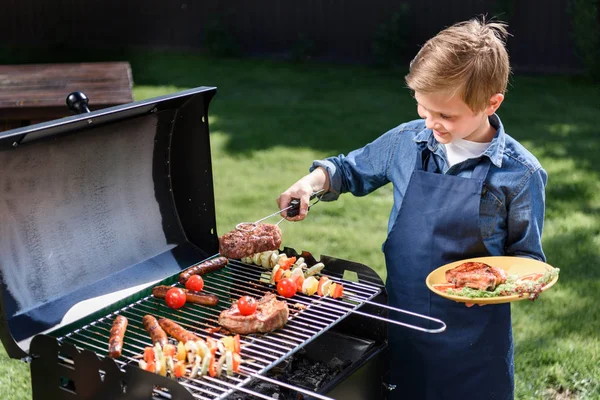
[56,258,383,399]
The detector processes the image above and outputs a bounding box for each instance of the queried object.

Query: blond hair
[405,18,511,112]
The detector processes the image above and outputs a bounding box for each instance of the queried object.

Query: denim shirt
[311,114,547,261]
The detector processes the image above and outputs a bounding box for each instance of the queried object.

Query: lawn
[1,51,599,399]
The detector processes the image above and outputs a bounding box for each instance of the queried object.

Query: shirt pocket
[480,185,504,239]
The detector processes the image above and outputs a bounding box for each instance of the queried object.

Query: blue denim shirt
[311,114,547,261]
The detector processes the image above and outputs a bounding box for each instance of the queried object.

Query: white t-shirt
[444,138,491,167]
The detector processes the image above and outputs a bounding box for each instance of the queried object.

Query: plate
[425,256,559,305]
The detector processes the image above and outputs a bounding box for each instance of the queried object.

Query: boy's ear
[486,93,504,115]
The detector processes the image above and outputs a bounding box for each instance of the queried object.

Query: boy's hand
[277,182,314,221]
[277,168,329,221]
[465,302,486,307]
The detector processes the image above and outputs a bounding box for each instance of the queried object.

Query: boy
[277,18,546,399]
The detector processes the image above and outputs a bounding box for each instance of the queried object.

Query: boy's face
[414,91,503,144]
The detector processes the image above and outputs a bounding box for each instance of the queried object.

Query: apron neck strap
[415,143,436,172]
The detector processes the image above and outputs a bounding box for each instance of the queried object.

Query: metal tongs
[236,189,326,232]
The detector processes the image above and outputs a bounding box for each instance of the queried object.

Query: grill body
[0,87,389,399]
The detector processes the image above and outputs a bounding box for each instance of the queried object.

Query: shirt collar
[412,113,505,168]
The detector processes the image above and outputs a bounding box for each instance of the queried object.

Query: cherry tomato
[185,275,204,292]
[165,288,186,309]
[237,296,258,316]
[277,278,297,298]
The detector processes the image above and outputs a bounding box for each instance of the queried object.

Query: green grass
[1,51,599,399]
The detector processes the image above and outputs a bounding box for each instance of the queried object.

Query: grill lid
[0,87,219,358]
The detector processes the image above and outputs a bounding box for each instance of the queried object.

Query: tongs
[236,189,325,232]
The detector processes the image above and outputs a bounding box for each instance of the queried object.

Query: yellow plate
[426,256,559,305]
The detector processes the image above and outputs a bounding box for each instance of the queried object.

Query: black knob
[66,92,91,114]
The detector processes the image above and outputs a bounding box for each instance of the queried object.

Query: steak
[218,292,289,334]
[445,262,507,291]
[219,223,282,259]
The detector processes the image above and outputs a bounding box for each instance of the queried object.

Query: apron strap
[415,142,435,172]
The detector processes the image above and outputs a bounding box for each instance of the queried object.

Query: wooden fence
[0,0,583,73]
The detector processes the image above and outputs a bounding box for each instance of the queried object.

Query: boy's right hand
[277,167,330,221]
[465,302,486,307]
[277,180,314,221]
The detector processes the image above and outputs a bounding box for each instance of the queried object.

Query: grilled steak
[219,223,282,259]
[218,292,289,334]
[445,262,507,291]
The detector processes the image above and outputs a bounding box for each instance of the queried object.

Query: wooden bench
[0,62,134,131]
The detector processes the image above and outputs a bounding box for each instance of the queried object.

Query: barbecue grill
[0,87,445,399]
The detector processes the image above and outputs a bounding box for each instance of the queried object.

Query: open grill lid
[0,87,219,358]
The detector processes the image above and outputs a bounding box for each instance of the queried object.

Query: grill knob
[66,91,91,114]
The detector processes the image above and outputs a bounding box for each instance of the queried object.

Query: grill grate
[56,258,383,399]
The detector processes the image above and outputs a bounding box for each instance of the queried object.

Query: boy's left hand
[465,302,486,307]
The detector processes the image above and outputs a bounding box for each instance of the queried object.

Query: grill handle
[352,300,447,333]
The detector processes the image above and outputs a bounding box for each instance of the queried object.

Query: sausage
[158,318,201,343]
[142,315,168,347]
[152,285,219,306]
[108,315,128,358]
[179,257,228,284]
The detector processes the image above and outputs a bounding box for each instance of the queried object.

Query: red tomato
[237,296,258,316]
[185,275,204,292]
[277,278,296,298]
[165,288,186,309]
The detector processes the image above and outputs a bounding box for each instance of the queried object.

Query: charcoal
[326,357,349,370]
[230,348,351,399]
